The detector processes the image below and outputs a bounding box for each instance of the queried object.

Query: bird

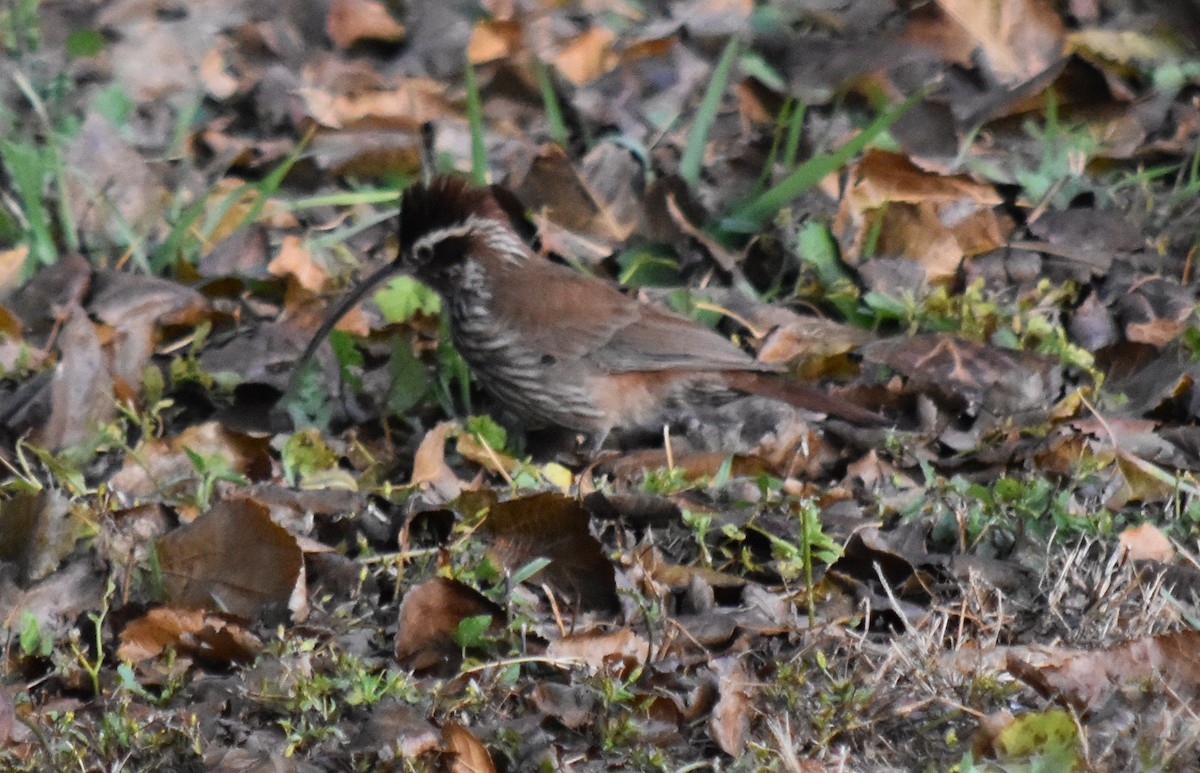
[295,175,885,447]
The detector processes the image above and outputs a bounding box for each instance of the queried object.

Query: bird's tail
[722,371,888,427]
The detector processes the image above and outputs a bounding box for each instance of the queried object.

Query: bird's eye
[413,243,434,263]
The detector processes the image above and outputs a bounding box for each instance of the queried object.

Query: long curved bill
[289,258,405,391]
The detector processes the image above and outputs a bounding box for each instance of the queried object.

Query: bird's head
[397,176,523,294]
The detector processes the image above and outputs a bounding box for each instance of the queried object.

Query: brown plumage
[298,176,885,443]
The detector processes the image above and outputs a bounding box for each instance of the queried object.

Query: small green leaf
[373,276,440,323]
[327,330,363,392]
[1183,326,1200,361]
[284,362,332,430]
[617,246,680,287]
[66,28,104,58]
[453,614,494,649]
[995,708,1080,766]
[281,429,340,487]
[19,611,49,657]
[861,290,907,321]
[182,446,207,474]
[536,58,569,146]
[386,340,431,416]
[712,456,733,489]
[737,50,785,91]
[465,415,507,452]
[796,221,852,288]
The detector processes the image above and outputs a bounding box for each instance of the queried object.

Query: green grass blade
[238,133,309,226]
[536,58,569,147]
[309,208,399,249]
[782,98,806,170]
[725,89,925,232]
[285,189,401,210]
[464,57,487,185]
[680,38,739,188]
[151,195,209,272]
[48,143,79,255]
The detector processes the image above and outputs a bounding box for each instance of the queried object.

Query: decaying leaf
[117,607,263,666]
[530,682,599,729]
[836,149,1011,282]
[110,421,272,500]
[442,722,496,773]
[350,700,441,759]
[326,0,405,49]
[482,492,619,612]
[64,113,169,246]
[411,422,471,502]
[708,656,755,756]
[935,0,1065,87]
[1117,522,1173,563]
[39,304,113,451]
[862,333,1062,424]
[156,498,304,622]
[545,628,650,670]
[394,577,504,674]
[1008,631,1200,712]
[268,235,330,295]
[0,490,92,583]
[0,560,106,640]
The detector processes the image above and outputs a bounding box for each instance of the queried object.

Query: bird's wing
[595,303,774,373]
[491,259,773,372]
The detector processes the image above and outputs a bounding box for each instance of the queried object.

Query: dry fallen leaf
[0,491,91,584]
[467,19,522,64]
[411,422,470,502]
[39,304,113,451]
[935,0,1065,86]
[708,656,755,756]
[156,497,304,622]
[1008,631,1200,712]
[836,149,1010,281]
[554,27,616,85]
[350,701,441,759]
[268,235,330,294]
[394,577,504,674]
[442,722,496,773]
[326,0,405,48]
[117,607,263,666]
[530,683,599,729]
[110,421,273,500]
[88,271,208,394]
[1118,522,1173,563]
[545,628,650,670]
[64,113,168,245]
[482,492,619,612]
[0,246,27,294]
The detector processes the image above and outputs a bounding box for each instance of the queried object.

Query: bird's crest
[398,176,507,246]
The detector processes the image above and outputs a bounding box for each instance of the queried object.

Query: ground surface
[1,0,1200,770]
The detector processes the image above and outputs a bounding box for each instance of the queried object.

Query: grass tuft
[724,89,925,233]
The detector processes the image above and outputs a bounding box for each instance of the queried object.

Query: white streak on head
[410,215,530,266]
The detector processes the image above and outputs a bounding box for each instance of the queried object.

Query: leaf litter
[0,0,1199,770]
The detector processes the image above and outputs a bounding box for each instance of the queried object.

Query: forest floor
[2,0,1200,770]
